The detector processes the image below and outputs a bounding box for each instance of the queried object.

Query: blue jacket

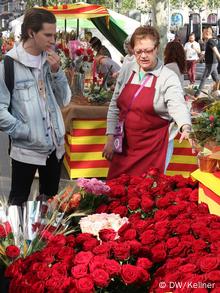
[0,43,71,154]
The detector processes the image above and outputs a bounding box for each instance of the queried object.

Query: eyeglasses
[134,46,156,56]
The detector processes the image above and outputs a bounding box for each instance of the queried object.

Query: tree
[152,0,169,58]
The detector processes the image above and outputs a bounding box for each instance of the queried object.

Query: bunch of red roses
[0,222,21,266]
[5,232,151,293]
[5,169,220,292]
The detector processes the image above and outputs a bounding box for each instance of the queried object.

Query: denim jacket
[0,43,71,155]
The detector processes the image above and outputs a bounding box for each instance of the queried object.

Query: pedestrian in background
[0,8,71,205]
[184,33,200,85]
[164,41,186,90]
[194,26,220,98]
[89,36,111,58]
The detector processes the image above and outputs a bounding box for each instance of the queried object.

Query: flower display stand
[191,169,220,216]
[64,118,109,178]
[166,134,198,177]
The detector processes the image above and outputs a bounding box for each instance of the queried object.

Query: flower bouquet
[48,178,110,217]
[191,101,220,172]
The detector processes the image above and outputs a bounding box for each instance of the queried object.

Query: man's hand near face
[46,48,60,73]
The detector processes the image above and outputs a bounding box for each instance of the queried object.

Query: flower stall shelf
[191,169,220,216]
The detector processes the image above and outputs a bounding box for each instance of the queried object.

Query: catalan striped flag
[64,119,109,179]
[64,120,198,179]
[166,134,198,178]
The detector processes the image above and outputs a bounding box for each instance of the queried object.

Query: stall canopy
[42,3,128,55]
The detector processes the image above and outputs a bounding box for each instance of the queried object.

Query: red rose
[140,230,156,245]
[48,234,66,247]
[118,222,131,237]
[123,229,137,240]
[207,270,220,282]
[113,242,130,260]
[156,196,171,209]
[6,245,20,258]
[166,237,179,249]
[45,276,70,290]
[96,204,108,213]
[76,277,94,293]
[76,48,83,56]
[31,282,45,293]
[121,264,140,285]
[0,224,6,238]
[141,197,154,212]
[89,255,106,272]
[136,258,152,270]
[99,229,116,242]
[147,167,160,177]
[128,240,142,255]
[129,176,143,185]
[83,55,88,61]
[128,197,140,211]
[71,264,88,279]
[74,251,94,265]
[76,233,94,244]
[166,257,184,270]
[192,239,207,252]
[83,238,100,251]
[151,243,167,262]
[108,201,121,210]
[137,267,150,284]
[109,185,126,198]
[87,48,93,55]
[112,206,128,217]
[200,256,219,272]
[52,263,67,276]
[179,264,197,273]
[210,230,220,242]
[135,220,149,235]
[65,235,76,247]
[154,210,169,221]
[37,268,51,280]
[175,223,191,235]
[91,269,110,288]
[5,259,22,278]
[93,243,110,256]
[104,259,121,276]
[57,246,74,259]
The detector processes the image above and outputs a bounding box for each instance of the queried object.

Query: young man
[184,32,200,85]
[0,8,71,205]
[194,26,220,98]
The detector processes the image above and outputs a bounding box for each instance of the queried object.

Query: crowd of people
[0,6,220,204]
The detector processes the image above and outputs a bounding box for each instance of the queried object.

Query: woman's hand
[179,124,191,143]
[102,135,114,161]
[179,124,196,154]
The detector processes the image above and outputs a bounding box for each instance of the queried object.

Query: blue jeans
[195,63,219,97]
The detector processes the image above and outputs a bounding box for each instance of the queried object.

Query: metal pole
[77,18,79,39]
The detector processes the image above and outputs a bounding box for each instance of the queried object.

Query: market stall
[62,99,198,179]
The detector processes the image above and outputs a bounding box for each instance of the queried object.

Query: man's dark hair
[21,8,56,42]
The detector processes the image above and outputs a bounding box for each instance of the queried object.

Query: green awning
[91,16,127,56]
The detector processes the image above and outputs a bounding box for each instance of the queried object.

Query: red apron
[107,72,169,179]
